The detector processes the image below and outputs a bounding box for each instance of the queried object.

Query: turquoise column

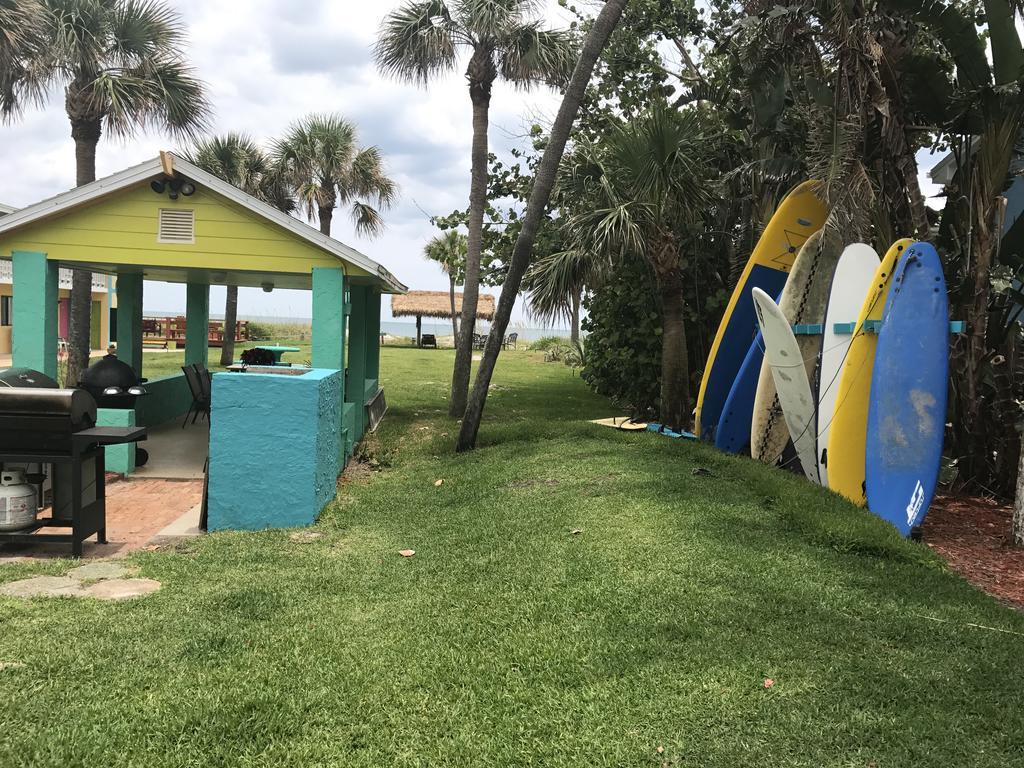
[312,267,345,370]
[11,250,58,378]
[185,282,210,367]
[365,288,381,387]
[116,272,144,378]
[346,285,368,441]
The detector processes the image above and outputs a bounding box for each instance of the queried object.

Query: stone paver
[0,576,84,598]
[81,578,162,600]
[67,562,138,581]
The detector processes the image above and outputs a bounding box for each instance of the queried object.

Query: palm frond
[496,21,576,89]
[456,0,536,39]
[375,0,458,85]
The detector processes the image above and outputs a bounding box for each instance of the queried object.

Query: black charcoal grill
[0,386,146,556]
[79,354,146,409]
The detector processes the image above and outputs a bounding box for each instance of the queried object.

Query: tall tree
[375,0,576,417]
[524,248,594,345]
[424,230,468,339]
[184,133,295,366]
[27,0,210,385]
[273,113,396,237]
[457,0,630,450]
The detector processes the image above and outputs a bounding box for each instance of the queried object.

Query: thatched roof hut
[390,291,496,347]
[391,290,495,321]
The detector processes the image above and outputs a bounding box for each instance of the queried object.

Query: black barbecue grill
[0,384,146,556]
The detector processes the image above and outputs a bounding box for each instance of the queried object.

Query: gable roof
[0,154,406,293]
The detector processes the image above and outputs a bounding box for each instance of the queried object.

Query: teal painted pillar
[346,285,368,440]
[185,282,210,367]
[365,289,381,386]
[312,267,345,370]
[11,250,58,378]
[116,272,144,378]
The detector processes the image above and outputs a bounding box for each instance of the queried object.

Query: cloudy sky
[0,0,576,327]
[0,0,946,327]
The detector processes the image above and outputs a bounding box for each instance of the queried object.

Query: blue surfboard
[865,243,948,536]
[715,290,784,454]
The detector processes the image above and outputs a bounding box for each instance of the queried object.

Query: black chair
[503,332,518,350]
[181,364,210,427]
[420,333,437,349]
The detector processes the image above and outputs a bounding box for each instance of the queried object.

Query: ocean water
[145,310,569,342]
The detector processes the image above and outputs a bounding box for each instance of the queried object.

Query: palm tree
[272,113,397,237]
[457,0,629,451]
[184,133,295,366]
[561,103,712,431]
[424,230,468,339]
[26,0,210,386]
[524,248,597,346]
[0,0,45,117]
[375,0,576,417]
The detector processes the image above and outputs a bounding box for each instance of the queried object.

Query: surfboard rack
[827,320,965,335]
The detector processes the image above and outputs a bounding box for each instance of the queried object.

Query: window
[157,208,195,244]
[1,295,10,326]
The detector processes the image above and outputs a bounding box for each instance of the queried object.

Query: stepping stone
[289,531,324,543]
[81,578,161,601]
[0,576,84,598]
[66,562,137,582]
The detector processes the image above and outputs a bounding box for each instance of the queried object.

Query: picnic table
[255,345,300,364]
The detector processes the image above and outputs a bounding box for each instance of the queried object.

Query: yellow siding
[0,283,10,354]
[0,183,369,278]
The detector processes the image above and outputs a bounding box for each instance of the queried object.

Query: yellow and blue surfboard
[694,181,826,440]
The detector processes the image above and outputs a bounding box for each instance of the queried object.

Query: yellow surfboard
[825,238,914,505]
[694,180,826,440]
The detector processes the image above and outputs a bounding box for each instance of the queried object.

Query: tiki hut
[391,290,496,346]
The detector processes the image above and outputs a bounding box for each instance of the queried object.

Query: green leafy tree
[273,113,397,237]
[424,230,468,338]
[0,0,46,117]
[24,0,210,385]
[375,0,576,418]
[184,133,295,366]
[561,103,712,431]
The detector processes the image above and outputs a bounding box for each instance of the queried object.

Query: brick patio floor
[0,478,203,560]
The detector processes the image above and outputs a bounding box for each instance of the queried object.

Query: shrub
[530,335,570,351]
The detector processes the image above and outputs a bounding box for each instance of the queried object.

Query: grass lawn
[2,347,1023,766]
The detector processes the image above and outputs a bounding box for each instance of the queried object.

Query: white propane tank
[0,470,37,532]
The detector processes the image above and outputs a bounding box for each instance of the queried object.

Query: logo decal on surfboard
[906,480,925,526]
[768,229,812,271]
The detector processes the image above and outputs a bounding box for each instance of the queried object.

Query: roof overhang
[0,154,407,293]
[0,203,16,216]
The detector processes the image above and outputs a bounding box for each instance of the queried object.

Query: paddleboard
[752,288,820,484]
[715,290,783,455]
[815,244,879,486]
[694,180,826,440]
[590,417,648,431]
[865,243,948,536]
[750,230,841,473]
[826,238,913,505]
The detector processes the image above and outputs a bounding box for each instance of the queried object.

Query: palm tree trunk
[449,275,459,339]
[450,70,491,417]
[456,0,628,451]
[66,114,102,386]
[1015,426,1024,546]
[570,289,581,346]
[657,267,691,432]
[220,285,238,367]
[318,205,334,236]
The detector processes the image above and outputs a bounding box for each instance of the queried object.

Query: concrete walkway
[133,420,209,480]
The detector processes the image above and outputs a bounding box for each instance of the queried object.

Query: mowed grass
[2,347,1023,766]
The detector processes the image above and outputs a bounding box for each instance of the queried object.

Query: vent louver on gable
[157,208,195,244]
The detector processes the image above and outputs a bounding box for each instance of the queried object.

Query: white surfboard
[752,288,820,484]
[816,243,879,487]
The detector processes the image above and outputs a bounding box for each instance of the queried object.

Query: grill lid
[0,388,97,427]
[0,367,60,389]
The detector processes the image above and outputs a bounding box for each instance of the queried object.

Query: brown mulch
[920,493,1024,610]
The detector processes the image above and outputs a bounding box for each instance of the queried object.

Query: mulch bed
[920,494,1024,610]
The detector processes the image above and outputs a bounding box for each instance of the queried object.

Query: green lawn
[2,347,1023,766]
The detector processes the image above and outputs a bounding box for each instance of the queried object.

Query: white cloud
[0,0,575,328]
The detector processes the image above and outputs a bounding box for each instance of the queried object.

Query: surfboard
[750,230,841,472]
[752,288,820,484]
[694,180,826,440]
[715,290,783,455]
[815,244,879,486]
[826,238,913,505]
[865,242,948,536]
